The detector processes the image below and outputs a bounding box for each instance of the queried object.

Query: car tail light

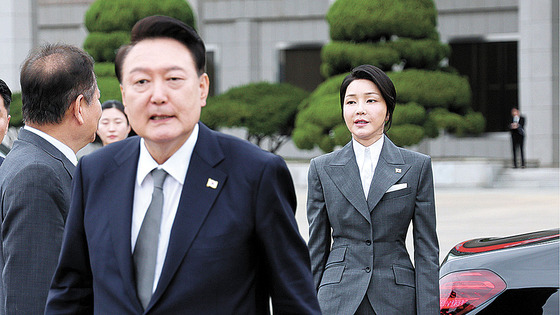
[440,269,506,314]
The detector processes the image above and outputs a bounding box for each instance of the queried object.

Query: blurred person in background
[97,100,131,146]
[0,79,11,165]
[509,107,526,168]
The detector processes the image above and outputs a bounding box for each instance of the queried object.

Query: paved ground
[294,186,560,263]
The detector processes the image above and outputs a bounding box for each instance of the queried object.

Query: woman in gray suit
[307,65,439,315]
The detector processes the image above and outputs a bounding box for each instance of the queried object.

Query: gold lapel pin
[395,168,402,173]
[206,178,218,189]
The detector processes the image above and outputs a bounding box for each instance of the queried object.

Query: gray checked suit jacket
[0,128,75,314]
[307,135,439,315]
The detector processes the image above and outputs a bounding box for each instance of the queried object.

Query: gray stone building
[1,0,558,166]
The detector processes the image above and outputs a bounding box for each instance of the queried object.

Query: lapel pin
[395,168,402,173]
[206,178,218,189]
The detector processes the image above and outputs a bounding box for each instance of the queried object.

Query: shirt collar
[352,136,384,166]
[137,123,199,186]
[24,125,78,165]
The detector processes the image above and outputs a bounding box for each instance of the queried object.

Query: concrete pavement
[292,179,559,263]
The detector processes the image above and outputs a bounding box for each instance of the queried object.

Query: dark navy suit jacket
[45,123,320,314]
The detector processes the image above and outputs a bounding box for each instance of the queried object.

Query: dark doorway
[449,41,518,132]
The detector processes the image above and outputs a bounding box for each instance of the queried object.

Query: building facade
[1,0,558,166]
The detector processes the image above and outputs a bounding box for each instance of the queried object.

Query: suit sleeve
[306,158,332,290]
[413,156,440,315]
[253,155,321,314]
[1,164,66,314]
[45,160,94,315]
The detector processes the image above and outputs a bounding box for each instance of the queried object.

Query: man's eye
[136,79,148,85]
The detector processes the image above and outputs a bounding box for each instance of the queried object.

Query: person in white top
[307,64,439,315]
[0,43,101,314]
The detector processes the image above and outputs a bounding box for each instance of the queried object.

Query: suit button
[365,240,371,246]
[365,267,371,273]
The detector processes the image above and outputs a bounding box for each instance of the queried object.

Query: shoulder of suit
[212,129,279,162]
[395,146,431,163]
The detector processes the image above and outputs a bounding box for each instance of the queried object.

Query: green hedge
[97,76,122,103]
[201,82,309,142]
[321,42,400,76]
[389,69,471,109]
[387,124,425,147]
[84,0,196,62]
[327,0,438,42]
[8,93,23,127]
[94,62,117,77]
[84,31,130,63]
[293,93,344,152]
[388,38,450,70]
[85,0,195,33]
[321,39,450,77]
[392,102,426,126]
[428,108,486,137]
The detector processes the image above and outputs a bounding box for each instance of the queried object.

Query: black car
[440,229,559,314]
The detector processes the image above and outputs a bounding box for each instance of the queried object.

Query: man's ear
[199,73,210,107]
[73,94,86,125]
[120,84,129,116]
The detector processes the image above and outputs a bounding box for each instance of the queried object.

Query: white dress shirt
[24,125,78,166]
[353,136,384,198]
[131,123,199,292]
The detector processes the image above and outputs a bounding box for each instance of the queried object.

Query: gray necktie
[134,168,168,309]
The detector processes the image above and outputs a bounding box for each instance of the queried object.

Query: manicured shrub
[327,0,438,42]
[201,82,309,153]
[392,102,426,126]
[94,62,117,77]
[7,93,22,127]
[96,76,122,103]
[85,0,195,33]
[387,124,425,147]
[428,108,467,136]
[84,0,195,62]
[388,38,450,70]
[321,42,400,76]
[84,31,130,62]
[389,69,471,109]
[464,111,486,135]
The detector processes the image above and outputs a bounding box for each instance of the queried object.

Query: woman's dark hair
[340,64,396,132]
[101,100,128,124]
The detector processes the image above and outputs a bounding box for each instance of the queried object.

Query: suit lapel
[367,136,410,211]
[325,142,370,223]
[105,138,142,309]
[150,123,227,307]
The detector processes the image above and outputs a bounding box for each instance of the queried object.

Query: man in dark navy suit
[46,16,320,314]
[0,79,11,166]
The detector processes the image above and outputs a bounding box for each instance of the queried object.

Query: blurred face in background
[97,107,130,146]
[0,98,10,142]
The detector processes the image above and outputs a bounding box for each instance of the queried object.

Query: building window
[449,41,518,132]
[279,44,324,92]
